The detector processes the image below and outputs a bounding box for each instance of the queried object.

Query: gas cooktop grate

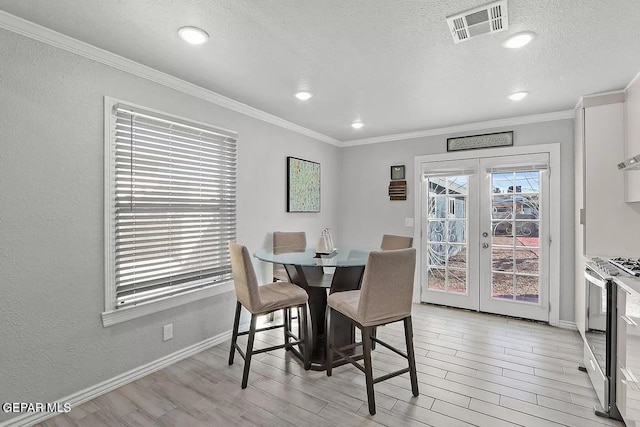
[609,258,640,277]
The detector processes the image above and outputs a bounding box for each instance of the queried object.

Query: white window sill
[101,281,234,327]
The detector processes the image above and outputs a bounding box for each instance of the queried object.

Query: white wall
[625,75,640,201]
[0,29,339,423]
[338,120,576,322]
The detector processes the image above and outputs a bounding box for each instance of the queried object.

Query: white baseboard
[0,330,231,427]
[558,320,578,330]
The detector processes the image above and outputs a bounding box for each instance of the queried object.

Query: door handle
[482,243,489,249]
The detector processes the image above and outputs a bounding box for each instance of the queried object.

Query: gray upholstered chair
[380,234,413,250]
[326,248,418,415]
[228,242,310,388]
[272,231,307,282]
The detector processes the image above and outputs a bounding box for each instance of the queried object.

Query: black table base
[284,264,365,370]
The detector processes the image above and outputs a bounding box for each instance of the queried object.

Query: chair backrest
[273,231,307,281]
[273,231,307,254]
[229,242,261,311]
[357,248,416,325]
[380,234,413,250]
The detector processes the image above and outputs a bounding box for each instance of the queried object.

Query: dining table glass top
[254,247,370,267]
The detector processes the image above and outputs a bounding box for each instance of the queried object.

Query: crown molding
[626,70,640,93]
[342,110,575,147]
[0,11,340,147]
[575,89,626,110]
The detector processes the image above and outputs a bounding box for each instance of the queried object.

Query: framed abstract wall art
[287,156,320,212]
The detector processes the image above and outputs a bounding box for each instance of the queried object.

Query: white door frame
[413,143,561,326]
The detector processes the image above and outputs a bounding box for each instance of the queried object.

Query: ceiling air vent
[446,0,509,43]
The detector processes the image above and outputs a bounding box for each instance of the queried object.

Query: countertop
[614,274,640,295]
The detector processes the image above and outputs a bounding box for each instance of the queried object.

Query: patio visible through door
[420,153,551,322]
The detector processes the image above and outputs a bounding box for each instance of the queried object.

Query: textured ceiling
[1,0,639,142]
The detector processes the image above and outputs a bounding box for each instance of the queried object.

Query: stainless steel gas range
[582,257,622,420]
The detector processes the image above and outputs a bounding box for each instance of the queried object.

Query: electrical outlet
[163,324,173,341]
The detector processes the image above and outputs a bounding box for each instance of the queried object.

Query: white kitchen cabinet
[582,96,626,256]
[575,92,640,259]
[574,91,640,336]
[616,278,640,426]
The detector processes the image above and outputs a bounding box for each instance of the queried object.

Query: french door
[420,153,550,322]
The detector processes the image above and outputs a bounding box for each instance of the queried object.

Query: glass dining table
[254,246,371,370]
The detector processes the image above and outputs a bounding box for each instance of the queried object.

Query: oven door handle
[584,270,607,289]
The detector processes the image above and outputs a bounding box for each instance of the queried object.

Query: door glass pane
[447,221,466,243]
[448,269,467,294]
[447,176,468,195]
[492,248,514,272]
[515,249,539,274]
[428,196,447,218]
[515,275,539,303]
[429,178,447,194]
[427,267,446,290]
[448,245,467,268]
[492,173,514,193]
[449,196,467,218]
[515,172,540,193]
[427,175,469,295]
[492,272,514,300]
[518,195,539,219]
[514,220,539,240]
[428,221,446,242]
[489,170,542,305]
[492,219,513,236]
[427,243,446,266]
[492,194,514,219]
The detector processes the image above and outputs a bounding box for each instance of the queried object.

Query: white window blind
[422,169,475,179]
[109,103,237,309]
[486,164,548,173]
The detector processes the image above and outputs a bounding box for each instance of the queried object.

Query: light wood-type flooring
[37,304,625,427]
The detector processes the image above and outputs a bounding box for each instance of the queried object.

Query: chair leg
[362,326,376,415]
[241,314,257,389]
[283,307,290,351]
[301,304,310,370]
[228,301,242,365]
[326,307,334,377]
[404,316,419,397]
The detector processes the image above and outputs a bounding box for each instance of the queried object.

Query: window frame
[102,96,236,327]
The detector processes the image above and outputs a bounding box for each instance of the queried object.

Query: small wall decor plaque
[390,165,405,180]
[388,181,407,200]
[447,131,513,152]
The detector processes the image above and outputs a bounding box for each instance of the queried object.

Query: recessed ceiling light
[178,26,209,45]
[294,91,313,101]
[507,91,529,101]
[503,32,535,49]
[351,122,364,129]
